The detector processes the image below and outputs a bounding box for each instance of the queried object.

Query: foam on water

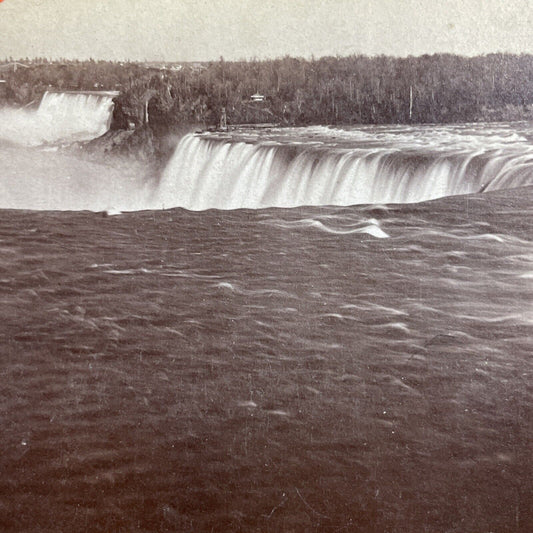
[259,217,389,238]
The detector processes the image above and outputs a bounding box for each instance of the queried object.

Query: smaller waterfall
[0,91,118,146]
[37,91,118,141]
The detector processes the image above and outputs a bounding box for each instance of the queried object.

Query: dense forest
[2,53,533,133]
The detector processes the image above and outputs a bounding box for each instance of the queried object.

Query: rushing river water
[0,121,532,532]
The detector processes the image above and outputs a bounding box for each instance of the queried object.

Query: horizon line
[2,50,533,65]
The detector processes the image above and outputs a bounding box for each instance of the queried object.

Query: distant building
[143,62,185,72]
[189,62,207,72]
[251,93,265,102]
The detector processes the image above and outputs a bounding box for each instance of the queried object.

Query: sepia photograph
[0,0,532,531]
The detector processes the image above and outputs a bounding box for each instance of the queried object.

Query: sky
[0,0,532,62]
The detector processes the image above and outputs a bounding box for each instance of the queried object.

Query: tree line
[1,53,533,131]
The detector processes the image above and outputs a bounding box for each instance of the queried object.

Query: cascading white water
[0,91,117,146]
[154,125,533,210]
[1,123,532,212]
[37,91,116,141]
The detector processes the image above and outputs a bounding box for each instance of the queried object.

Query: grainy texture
[1,184,531,532]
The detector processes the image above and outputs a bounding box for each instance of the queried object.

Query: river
[0,120,532,532]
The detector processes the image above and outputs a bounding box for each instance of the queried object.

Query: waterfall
[37,91,117,141]
[1,123,532,212]
[154,131,533,210]
[0,91,118,146]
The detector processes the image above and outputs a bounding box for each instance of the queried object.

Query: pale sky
[0,0,532,61]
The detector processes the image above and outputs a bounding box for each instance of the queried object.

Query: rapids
[1,187,532,532]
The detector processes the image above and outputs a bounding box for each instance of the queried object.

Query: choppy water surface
[1,184,532,531]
